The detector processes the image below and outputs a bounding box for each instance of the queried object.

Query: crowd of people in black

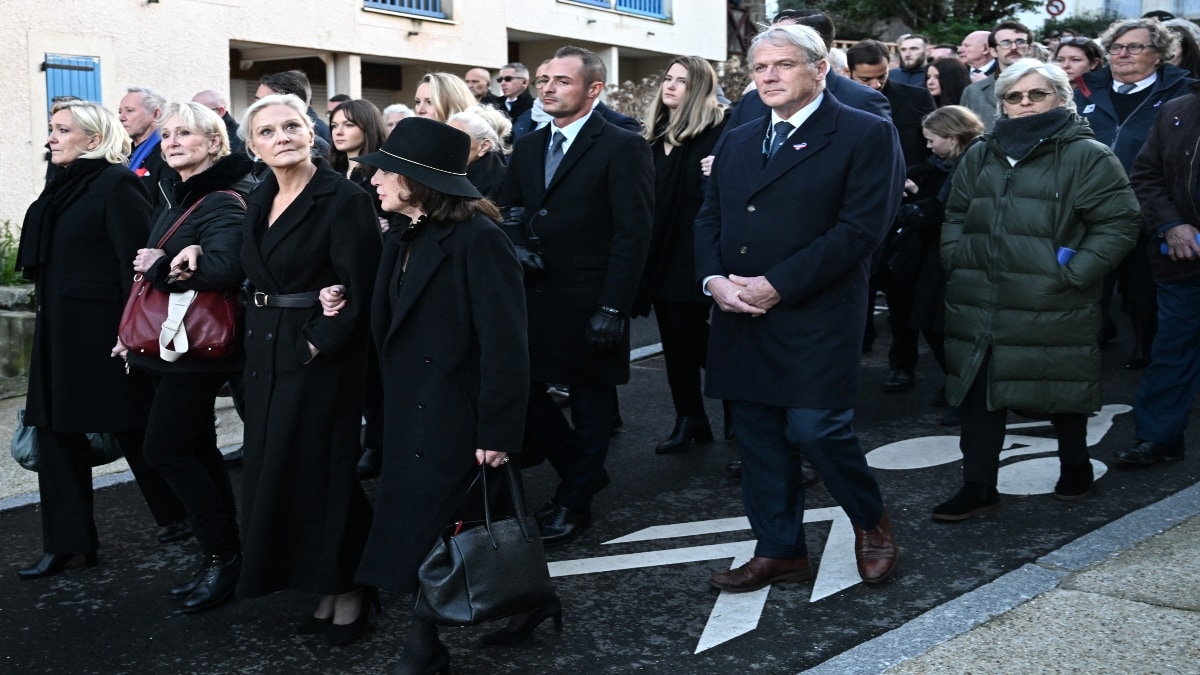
[14,7,1200,673]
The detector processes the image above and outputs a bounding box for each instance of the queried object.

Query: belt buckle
[253,291,269,308]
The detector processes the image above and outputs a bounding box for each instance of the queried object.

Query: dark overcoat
[24,163,153,432]
[694,93,905,409]
[633,117,727,315]
[355,214,529,593]
[498,113,653,385]
[881,79,936,168]
[236,159,382,597]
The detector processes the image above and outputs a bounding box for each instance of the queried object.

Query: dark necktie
[1117,83,1136,94]
[766,121,794,160]
[545,130,565,187]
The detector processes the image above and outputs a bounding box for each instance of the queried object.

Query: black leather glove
[586,307,625,355]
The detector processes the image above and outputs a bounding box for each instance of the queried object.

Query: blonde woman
[412,72,475,122]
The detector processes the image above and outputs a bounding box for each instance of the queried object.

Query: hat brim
[354,150,482,199]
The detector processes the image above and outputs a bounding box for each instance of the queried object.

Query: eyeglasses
[534,78,549,88]
[1061,37,1093,46]
[1001,89,1054,104]
[1108,42,1153,55]
[996,39,1030,49]
[496,76,526,83]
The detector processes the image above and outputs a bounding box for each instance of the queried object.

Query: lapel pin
[793,142,807,150]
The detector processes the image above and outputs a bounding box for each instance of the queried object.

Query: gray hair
[500,62,529,79]
[995,58,1076,116]
[126,86,166,116]
[1100,17,1178,64]
[448,105,510,155]
[382,103,414,119]
[749,24,828,71]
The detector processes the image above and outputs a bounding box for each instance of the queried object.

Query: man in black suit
[695,24,901,592]
[496,62,535,120]
[846,41,935,168]
[500,46,653,545]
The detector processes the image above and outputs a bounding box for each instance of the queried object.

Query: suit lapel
[545,113,605,194]
[259,160,339,260]
[751,95,838,196]
[382,225,452,346]
[241,176,283,292]
[371,237,402,350]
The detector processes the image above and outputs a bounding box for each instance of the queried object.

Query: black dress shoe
[882,369,915,393]
[538,506,591,546]
[325,588,381,646]
[480,597,563,646]
[156,520,195,544]
[356,447,382,480]
[535,471,611,521]
[17,552,97,579]
[655,416,714,454]
[178,554,240,614]
[1113,440,1185,465]
[168,559,208,600]
[223,446,244,467]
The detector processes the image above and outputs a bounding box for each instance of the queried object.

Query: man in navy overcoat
[694,24,903,591]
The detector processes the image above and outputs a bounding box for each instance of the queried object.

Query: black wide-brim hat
[353,117,482,199]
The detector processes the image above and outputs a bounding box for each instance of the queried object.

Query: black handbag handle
[472,462,535,550]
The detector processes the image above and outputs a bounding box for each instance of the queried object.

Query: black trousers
[142,373,240,557]
[524,381,615,511]
[653,301,710,418]
[960,354,1089,486]
[36,428,185,554]
[885,280,946,373]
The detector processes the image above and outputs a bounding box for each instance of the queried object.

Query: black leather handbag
[414,463,557,627]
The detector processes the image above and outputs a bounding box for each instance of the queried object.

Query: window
[43,54,101,112]
[363,0,447,19]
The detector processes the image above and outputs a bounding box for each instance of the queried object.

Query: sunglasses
[496,76,526,83]
[1001,89,1054,104]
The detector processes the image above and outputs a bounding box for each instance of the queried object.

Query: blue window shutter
[44,54,102,112]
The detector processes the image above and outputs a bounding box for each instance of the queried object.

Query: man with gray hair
[496,62,534,119]
[695,23,902,593]
[119,86,175,204]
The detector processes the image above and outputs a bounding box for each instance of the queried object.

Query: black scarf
[992,107,1072,161]
[17,158,112,278]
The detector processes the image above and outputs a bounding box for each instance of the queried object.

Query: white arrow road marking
[548,507,861,653]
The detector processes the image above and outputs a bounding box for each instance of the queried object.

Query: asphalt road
[0,309,1197,674]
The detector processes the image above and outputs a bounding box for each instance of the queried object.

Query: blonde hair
[161,101,231,159]
[51,100,131,165]
[642,55,725,146]
[418,72,476,122]
[921,105,984,160]
[238,94,313,156]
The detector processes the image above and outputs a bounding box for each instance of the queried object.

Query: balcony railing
[363,0,447,20]
[562,0,669,20]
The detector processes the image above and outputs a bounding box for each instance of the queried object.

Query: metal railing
[363,0,447,19]
[562,0,669,19]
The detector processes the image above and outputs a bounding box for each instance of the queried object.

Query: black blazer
[882,80,937,167]
[695,94,905,409]
[499,112,654,385]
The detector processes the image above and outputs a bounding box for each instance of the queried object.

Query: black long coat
[355,214,529,593]
[881,80,937,168]
[498,113,653,385]
[236,159,382,597]
[633,117,727,316]
[694,95,905,409]
[24,163,152,432]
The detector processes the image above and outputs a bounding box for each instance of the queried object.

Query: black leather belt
[250,290,320,309]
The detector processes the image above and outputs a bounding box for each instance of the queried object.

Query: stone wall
[0,286,34,399]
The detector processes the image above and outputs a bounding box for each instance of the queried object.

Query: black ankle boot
[655,416,714,454]
[932,482,1001,522]
[16,552,97,579]
[480,597,564,646]
[391,641,449,675]
[167,557,209,600]
[178,553,240,614]
[1054,462,1094,501]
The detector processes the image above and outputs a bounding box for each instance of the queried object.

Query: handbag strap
[153,190,247,248]
[158,289,198,362]
[472,462,536,549]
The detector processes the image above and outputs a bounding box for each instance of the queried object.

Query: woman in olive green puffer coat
[933,59,1140,521]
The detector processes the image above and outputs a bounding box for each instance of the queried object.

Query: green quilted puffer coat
[941,114,1139,414]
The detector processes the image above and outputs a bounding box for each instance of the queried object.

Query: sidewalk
[809,480,1200,674]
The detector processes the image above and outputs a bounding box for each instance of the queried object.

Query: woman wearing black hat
[320,117,536,674]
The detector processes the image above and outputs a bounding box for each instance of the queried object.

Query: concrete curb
[803,480,1200,674]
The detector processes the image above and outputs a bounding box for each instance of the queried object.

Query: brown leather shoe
[854,510,899,584]
[708,556,814,593]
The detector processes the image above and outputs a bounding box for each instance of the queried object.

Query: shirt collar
[771,92,824,133]
[549,111,593,153]
[1112,71,1158,94]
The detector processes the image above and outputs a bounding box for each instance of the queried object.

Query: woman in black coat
[320,117,533,675]
[16,100,186,579]
[448,105,511,200]
[632,55,727,453]
[235,94,382,646]
[117,102,255,612]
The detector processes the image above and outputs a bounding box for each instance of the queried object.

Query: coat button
[417,402,425,409]
[538,209,548,216]
[747,205,756,212]
[247,329,253,338]
[739,246,748,254]
[415,450,424,458]
[265,332,273,341]
[424,356,432,363]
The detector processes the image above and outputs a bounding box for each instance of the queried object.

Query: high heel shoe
[480,597,563,646]
[17,552,97,579]
[324,588,382,646]
[654,416,714,454]
[295,614,333,635]
[391,641,449,675]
